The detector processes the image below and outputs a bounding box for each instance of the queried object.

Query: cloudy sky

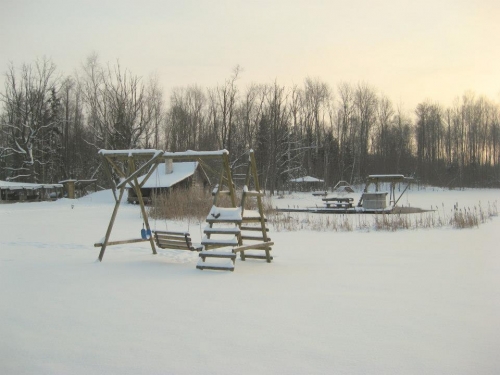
[1,0,499,109]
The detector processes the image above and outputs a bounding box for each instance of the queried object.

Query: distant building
[0,180,63,203]
[127,159,208,204]
[289,176,324,192]
[59,179,98,199]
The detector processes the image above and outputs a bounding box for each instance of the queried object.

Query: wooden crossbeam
[94,238,148,247]
[127,155,157,255]
[232,241,274,253]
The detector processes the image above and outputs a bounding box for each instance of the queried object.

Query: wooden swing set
[95,149,273,271]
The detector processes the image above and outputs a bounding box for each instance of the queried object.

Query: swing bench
[153,230,203,252]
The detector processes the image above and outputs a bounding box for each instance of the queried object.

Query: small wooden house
[0,180,63,203]
[127,159,208,204]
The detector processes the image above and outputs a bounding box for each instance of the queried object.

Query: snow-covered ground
[1,187,499,374]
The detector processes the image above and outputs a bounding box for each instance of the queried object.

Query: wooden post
[97,150,162,261]
[67,181,76,199]
[213,166,225,207]
[98,185,126,261]
[100,153,118,202]
[223,152,237,208]
[249,150,272,262]
[128,156,157,255]
[394,181,411,207]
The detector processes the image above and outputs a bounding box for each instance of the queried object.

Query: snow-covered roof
[0,180,63,190]
[137,162,198,188]
[290,176,324,183]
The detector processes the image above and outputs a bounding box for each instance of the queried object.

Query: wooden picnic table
[322,197,353,203]
[321,197,354,208]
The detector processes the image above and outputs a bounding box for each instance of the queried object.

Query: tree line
[1,56,499,192]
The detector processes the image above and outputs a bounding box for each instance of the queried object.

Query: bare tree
[353,82,378,179]
[80,54,156,151]
[237,83,266,149]
[207,66,240,152]
[166,85,206,151]
[415,101,443,182]
[303,77,330,154]
[335,82,356,181]
[0,58,60,182]
[144,74,165,150]
[373,95,394,169]
[256,81,292,194]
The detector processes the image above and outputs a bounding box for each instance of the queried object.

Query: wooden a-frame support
[97,149,164,261]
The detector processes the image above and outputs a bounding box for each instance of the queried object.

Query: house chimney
[165,158,173,174]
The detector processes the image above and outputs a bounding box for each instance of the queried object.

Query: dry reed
[268,200,498,232]
[148,189,498,233]
[147,187,270,222]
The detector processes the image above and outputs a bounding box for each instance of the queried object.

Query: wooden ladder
[197,150,273,271]
[238,150,273,263]
[198,152,241,271]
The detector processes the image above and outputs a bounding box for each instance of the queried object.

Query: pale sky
[1,0,499,110]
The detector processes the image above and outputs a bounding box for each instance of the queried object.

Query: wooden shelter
[357,174,414,208]
[289,176,324,192]
[0,180,63,203]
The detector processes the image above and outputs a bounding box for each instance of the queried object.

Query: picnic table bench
[312,191,328,197]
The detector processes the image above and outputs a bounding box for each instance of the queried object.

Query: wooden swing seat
[153,230,203,251]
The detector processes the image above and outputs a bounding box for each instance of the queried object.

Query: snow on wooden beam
[98,149,163,159]
[0,180,63,190]
[162,150,228,160]
[366,175,413,182]
[98,149,230,160]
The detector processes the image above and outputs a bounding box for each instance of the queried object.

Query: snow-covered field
[1,187,499,374]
